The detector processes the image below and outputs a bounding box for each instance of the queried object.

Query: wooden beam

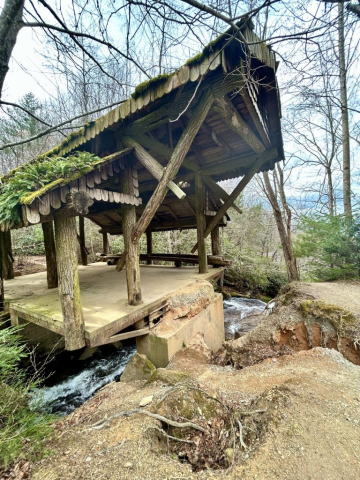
[203,176,242,215]
[91,327,150,347]
[54,210,85,351]
[191,155,268,253]
[133,133,199,174]
[212,95,266,154]
[123,72,243,136]
[121,165,142,306]
[132,89,214,244]
[241,86,271,148]
[42,221,58,288]
[195,174,208,274]
[0,230,14,280]
[186,113,234,155]
[200,148,278,176]
[122,137,186,200]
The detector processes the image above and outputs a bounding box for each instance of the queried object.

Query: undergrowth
[0,151,99,228]
[0,324,53,468]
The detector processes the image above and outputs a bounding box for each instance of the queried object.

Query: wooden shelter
[0,19,284,350]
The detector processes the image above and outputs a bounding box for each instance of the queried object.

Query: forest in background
[0,0,360,294]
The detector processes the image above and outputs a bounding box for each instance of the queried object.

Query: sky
[0,0,359,214]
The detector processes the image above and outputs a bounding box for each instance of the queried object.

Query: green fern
[0,151,100,228]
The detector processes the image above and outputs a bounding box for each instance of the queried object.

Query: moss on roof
[131,73,172,100]
[0,151,100,228]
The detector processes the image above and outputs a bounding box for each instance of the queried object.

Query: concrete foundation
[137,292,224,367]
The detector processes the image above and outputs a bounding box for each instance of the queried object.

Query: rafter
[122,137,186,200]
[212,95,266,154]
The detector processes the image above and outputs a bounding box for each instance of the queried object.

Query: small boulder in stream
[121,353,156,382]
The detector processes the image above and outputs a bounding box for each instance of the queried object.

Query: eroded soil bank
[11,280,360,480]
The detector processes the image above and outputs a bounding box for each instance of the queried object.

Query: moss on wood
[131,73,172,100]
[0,151,99,228]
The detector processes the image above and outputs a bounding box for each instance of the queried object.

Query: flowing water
[32,344,136,416]
[33,297,266,415]
[223,297,267,339]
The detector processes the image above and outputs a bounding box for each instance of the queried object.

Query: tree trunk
[263,172,299,282]
[0,0,25,97]
[195,174,208,273]
[0,230,14,279]
[121,165,142,306]
[42,221,58,288]
[338,3,352,219]
[54,210,85,351]
[78,216,88,266]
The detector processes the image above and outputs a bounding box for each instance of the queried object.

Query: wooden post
[42,221,58,288]
[191,155,268,253]
[121,165,142,306]
[211,224,221,256]
[122,137,186,199]
[78,216,88,266]
[54,210,86,351]
[0,230,14,280]
[146,229,153,265]
[102,232,109,255]
[195,174,208,274]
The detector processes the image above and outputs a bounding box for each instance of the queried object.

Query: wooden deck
[4,263,222,347]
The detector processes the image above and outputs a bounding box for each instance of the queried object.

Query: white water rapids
[32,297,268,415]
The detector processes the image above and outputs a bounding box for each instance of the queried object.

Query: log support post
[121,164,142,306]
[195,174,208,274]
[191,155,268,253]
[102,232,109,255]
[211,224,221,256]
[54,210,86,351]
[0,230,14,280]
[42,221,58,288]
[146,229,153,265]
[79,216,88,266]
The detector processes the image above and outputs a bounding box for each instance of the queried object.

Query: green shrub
[294,214,360,281]
[0,324,53,468]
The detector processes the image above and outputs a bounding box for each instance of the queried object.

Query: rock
[121,353,156,382]
[149,368,190,385]
[139,395,153,407]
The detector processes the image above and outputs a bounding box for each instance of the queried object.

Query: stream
[33,297,267,416]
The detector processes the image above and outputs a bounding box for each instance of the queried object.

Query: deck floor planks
[4,263,222,345]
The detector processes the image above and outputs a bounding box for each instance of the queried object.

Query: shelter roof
[1,19,284,234]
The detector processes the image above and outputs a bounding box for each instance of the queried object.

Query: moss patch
[300,299,357,331]
[131,73,172,100]
[0,151,100,228]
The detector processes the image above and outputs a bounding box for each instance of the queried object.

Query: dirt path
[32,347,360,480]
